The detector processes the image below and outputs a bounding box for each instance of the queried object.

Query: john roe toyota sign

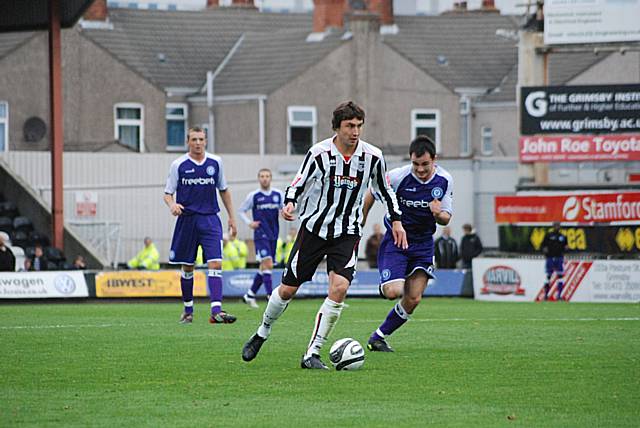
[519,84,640,162]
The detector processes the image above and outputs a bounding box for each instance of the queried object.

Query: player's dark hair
[332,101,365,130]
[409,135,436,159]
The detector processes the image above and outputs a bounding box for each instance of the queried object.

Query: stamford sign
[495,193,640,224]
[521,84,640,136]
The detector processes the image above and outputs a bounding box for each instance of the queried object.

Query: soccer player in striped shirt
[242,101,407,369]
[363,135,453,352]
[238,168,284,308]
[164,126,238,325]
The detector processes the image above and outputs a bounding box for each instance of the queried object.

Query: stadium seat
[0,216,12,234]
[0,201,18,219]
[9,245,25,272]
[28,231,50,247]
[13,216,33,233]
[24,246,35,258]
[11,230,29,248]
[46,261,59,270]
[45,246,66,263]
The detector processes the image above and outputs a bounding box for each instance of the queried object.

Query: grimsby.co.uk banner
[495,192,640,224]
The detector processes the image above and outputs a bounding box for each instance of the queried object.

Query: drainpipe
[205,34,245,153]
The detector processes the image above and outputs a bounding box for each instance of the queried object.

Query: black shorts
[282,228,360,287]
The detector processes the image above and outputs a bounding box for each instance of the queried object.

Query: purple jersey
[378,164,454,239]
[164,153,227,216]
[239,188,284,241]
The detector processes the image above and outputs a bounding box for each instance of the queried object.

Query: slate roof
[0,32,36,61]
[82,8,314,89]
[213,29,344,96]
[3,7,607,100]
[384,13,520,92]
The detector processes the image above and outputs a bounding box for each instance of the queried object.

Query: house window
[114,103,144,151]
[0,102,7,152]
[481,126,493,155]
[411,109,441,153]
[166,103,188,151]
[287,106,317,155]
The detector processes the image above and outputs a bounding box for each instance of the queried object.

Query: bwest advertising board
[473,258,640,303]
[95,271,208,297]
[545,0,640,45]
[0,271,88,298]
[519,84,640,162]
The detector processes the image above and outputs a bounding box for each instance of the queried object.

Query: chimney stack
[312,0,347,33]
[367,0,393,26]
[481,0,499,12]
[206,0,219,8]
[230,0,257,8]
[84,0,108,21]
[453,1,468,12]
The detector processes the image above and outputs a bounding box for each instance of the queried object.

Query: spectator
[282,227,297,265]
[541,222,568,301]
[28,244,48,271]
[72,255,87,270]
[460,223,483,269]
[365,223,384,268]
[221,234,239,271]
[127,237,160,270]
[232,237,248,269]
[0,233,15,271]
[434,226,459,269]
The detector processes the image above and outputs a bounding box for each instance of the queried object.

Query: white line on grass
[1,318,638,330]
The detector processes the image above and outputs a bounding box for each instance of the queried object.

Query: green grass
[1,298,639,427]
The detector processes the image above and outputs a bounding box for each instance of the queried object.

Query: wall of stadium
[0,152,518,264]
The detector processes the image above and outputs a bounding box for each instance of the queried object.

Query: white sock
[305,297,344,358]
[257,286,291,339]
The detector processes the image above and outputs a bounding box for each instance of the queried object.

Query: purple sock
[370,302,409,341]
[208,269,223,314]
[263,271,273,296]
[250,272,263,295]
[181,271,194,314]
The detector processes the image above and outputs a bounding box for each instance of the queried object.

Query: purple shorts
[169,214,223,264]
[377,232,435,285]
[254,239,277,261]
[545,256,564,276]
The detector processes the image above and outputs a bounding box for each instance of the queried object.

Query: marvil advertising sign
[521,84,640,136]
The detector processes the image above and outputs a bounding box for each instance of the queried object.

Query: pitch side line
[354,317,640,323]
[2,318,639,330]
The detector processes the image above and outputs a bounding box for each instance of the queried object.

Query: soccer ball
[329,338,365,371]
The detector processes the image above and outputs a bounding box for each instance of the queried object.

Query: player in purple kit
[164,126,238,324]
[238,168,284,308]
[363,135,453,352]
[541,221,568,301]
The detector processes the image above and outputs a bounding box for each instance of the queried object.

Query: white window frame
[481,125,493,156]
[287,106,317,155]
[114,103,144,152]
[411,109,441,153]
[165,102,188,151]
[0,101,8,152]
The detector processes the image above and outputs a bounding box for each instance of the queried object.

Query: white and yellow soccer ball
[329,338,365,371]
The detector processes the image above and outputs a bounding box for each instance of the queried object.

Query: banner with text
[519,134,640,162]
[520,84,640,136]
[0,271,88,299]
[499,224,640,254]
[95,271,207,298]
[473,257,640,303]
[545,0,640,45]
[495,193,640,224]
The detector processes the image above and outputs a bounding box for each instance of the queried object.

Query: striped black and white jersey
[285,136,401,239]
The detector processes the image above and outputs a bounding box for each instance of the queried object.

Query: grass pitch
[1,298,638,427]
